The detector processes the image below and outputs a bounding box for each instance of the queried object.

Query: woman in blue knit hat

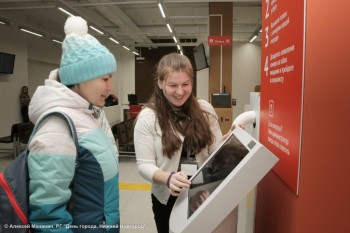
[28,16,119,232]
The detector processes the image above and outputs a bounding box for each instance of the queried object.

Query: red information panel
[260,0,305,194]
[208,36,232,46]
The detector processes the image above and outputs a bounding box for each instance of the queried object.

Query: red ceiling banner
[260,0,306,195]
[208,36,232,46]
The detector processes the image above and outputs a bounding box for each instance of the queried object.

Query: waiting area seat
[129,105,142,119]
[0,124,19,157]
[111,118,135,156]
[0,122,34,158]
[17,121,34,145]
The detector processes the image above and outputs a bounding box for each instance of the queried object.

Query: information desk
[169,127,278,233]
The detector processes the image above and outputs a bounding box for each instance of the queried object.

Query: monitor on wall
[211,93,231,108]
[128,94,138,105]
[0,52,16,74]
[193,43,209,71]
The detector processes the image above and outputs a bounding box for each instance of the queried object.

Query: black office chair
[0,123,20,158]
[128,94,138,105]
[16,122,34,156]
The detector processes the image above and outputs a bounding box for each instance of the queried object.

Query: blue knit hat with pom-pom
[58,16,116,86]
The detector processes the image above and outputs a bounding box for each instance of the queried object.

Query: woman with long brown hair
[19,85,31,122]
[134,53,224,232]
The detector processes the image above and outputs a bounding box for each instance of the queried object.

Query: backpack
[0,111,78,233]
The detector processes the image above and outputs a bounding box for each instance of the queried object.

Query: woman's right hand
[168,171,191,196]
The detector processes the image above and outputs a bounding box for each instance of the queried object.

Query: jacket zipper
[0,173,28,225]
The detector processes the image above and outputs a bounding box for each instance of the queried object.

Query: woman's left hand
[168,171,191,196]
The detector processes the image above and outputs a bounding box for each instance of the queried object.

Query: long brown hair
[20,86,29,97]
[146,53,214,158]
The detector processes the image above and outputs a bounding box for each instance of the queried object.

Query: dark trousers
[21,106,29,123]
[151,194,177,233]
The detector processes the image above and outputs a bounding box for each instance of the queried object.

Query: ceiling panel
[0,0,261,53]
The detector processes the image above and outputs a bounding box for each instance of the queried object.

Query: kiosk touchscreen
[169,127,278,233]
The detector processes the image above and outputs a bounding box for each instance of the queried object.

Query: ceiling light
[122,46,130,51]
[249,35,258,43]
[57,7,74,17]
[0,21,6,25]
[166,24,172,33]
[248,25,261,43]
[158,3,165,18]
[109,37,120,44]
[89,25,104,35]
[20,28,43,37]
[172,36,177,43]
[133,51,139,56]
[52,39,62,44]
[177,45,181,50]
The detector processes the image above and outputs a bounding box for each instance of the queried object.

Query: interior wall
[0,25,261,138]
[0,26,29,134]
[232,42,261,120]
[27,35,61,93]
[0,24,134,137]
[255,1,350,232]
[209,2,233,94]
[208,2,233,133]
[114,47,136,106]
[196,68,209,101]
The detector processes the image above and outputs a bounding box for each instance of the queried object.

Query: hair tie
[167,172,175,188]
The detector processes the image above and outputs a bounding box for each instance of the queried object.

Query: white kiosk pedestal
[169,127,278,233]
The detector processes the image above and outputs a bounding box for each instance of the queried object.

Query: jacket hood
[29,71,93,124]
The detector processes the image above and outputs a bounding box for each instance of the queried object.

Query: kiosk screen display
[188,134,249,218]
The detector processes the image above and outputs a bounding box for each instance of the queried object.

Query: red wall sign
[208,36,232,46]
[260,0,305,194]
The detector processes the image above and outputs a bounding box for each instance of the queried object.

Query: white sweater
[134,99,223,204]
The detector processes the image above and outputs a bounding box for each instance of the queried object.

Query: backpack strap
[0,112,78,227]
[29,111,78,152]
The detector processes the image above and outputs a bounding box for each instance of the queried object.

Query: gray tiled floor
[0,150,157,233]
[0,151,13,172]
[119,156,157,233]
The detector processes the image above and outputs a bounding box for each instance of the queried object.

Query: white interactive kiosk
[169,127,278,233]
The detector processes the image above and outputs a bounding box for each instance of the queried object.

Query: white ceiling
[0,0,261,52]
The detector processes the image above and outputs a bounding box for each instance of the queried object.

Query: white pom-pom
[64,16,88,35]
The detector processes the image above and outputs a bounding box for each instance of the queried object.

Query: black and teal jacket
[28,79,119,232]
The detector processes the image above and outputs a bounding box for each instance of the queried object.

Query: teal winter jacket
[28,78,119,232]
